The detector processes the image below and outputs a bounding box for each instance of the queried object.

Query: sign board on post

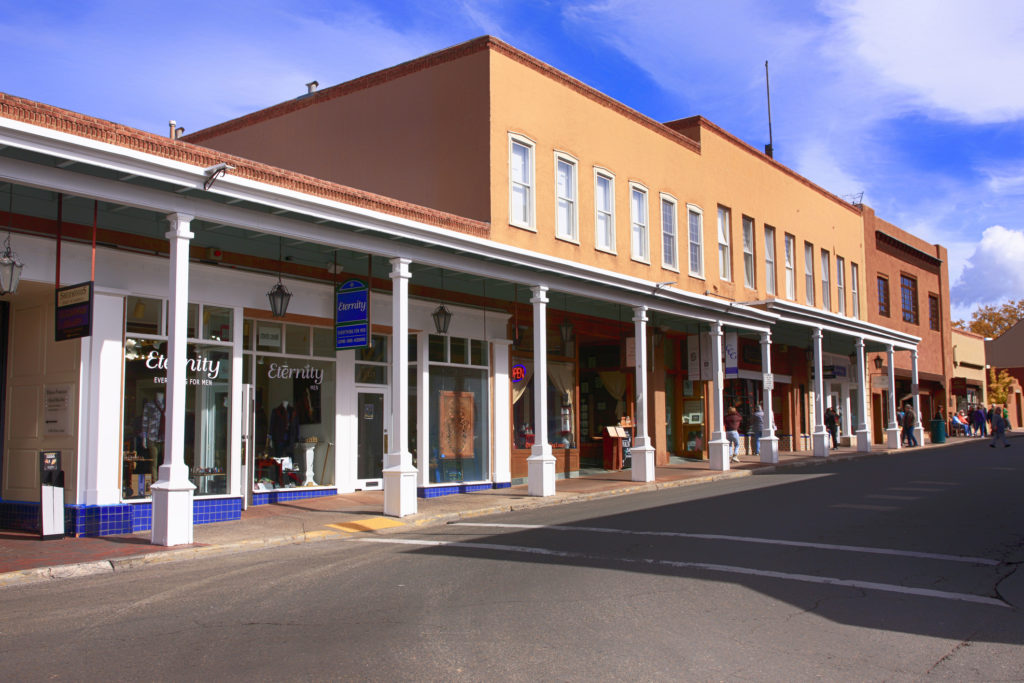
[724,332,739,377]
[55,281,93,341]
[335,279,369,350]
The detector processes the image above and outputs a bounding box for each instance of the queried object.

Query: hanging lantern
[267,237,291,317]
[560,317,573,346]
[0,234,23,295]
[432,304,452,334]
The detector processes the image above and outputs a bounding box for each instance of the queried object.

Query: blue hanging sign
[336,279,369,350]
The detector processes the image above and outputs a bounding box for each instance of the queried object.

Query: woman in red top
[724,406,743,462]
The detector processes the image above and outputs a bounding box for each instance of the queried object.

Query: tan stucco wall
[953,328,988,404]
[187,50,493,222]
[488,49,867,311]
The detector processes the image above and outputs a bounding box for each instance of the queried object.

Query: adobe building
[951,327,988,410]
[985,320,1024,428]
[0,36,928,541]
[861,207,951,443]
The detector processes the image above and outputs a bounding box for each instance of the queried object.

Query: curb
[1,436,1009,588]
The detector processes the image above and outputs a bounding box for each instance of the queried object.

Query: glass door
[357,388,388,490]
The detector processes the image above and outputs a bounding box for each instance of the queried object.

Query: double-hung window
[661,194,678,270]
[509,135,534,229]
[687,205,704,278]
[742,216,755,288]
[836,256,846,315]
[877,275,890,317]
[851,263,860,317]
[717,206,732,281]
[804,242,815,306]
[594,170,615,252]
[764,226,776,295]
[555,154,577,241]
[630,184,649,262]
[929,294,940,331]
[820,249,831,310]
[784,233,796,300]
[901,274,918,324]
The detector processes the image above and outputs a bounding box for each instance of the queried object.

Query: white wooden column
[631,306,655,481]
[708,322,729,470]
[384,257,417,516]
[855,337,871,451]
[492,339,513,486]
[811,327,829,457]
[911,348,924,445]
[759,331,779,463]
[151,212,196,547]
[527,286,555,496]
[885,344,901,448]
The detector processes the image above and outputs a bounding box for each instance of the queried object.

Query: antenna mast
[764,60,774,158]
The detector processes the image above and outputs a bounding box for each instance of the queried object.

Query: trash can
[930,419,947,444]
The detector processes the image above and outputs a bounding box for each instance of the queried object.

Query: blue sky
[3,0,1022,321]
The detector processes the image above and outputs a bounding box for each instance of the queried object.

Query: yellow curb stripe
[326,517,405,533]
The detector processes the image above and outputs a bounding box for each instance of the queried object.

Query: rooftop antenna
[764,60,774,159]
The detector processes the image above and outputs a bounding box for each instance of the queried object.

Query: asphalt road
[2,439,1023,681]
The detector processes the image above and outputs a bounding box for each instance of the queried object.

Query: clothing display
[269,401,300,459]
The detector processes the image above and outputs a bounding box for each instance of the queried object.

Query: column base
[759,436,779,464]
[856,428,871,452]
[886,427,901,449]
[150,463,196,547]
[709,437,730,471]
[527,445,556,497]
[915,425,926,445]
[383,462,418,517]
[813,431,830,458]
[630,438,655,482]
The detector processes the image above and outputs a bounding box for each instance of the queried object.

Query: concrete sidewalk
[0,434,1000,587]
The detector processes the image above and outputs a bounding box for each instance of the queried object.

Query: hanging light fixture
[559,293,573,347]
[0,186,23,296]
[266,237,291,318]
[432,267,453,334]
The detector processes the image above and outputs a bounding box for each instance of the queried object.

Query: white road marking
[353,537,1009,609]
[888,487,943,492]
[910,481,958,486]
[450,523,1000,565]
[830,503,900,511]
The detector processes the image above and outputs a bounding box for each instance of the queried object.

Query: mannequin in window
[141,392,166,478]
[270,400,300,459]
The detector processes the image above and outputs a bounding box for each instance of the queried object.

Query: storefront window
[121,333,232,500]
[247,320,336,491]
[513,361,578,449]
[428,335,489,483]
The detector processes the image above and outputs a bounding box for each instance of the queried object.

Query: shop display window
[246,319,336,491]
[121,328,232,499]
[513,361,578,449]
[428,335,488,483]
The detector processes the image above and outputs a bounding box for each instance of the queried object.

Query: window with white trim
[851,262,860,317]
[804,241,815,306]
[661,194,678,270]
[509,135,534,229]
[836,255,846,315]
[687,205,704,278]
[820,249,831,311]
[555,154,577,241]
[594,170,615,252]
[764,225,776,295]
[630,184,649,262]
[784,233,796,300]
[742,216,755,289]
[717,206,732,281]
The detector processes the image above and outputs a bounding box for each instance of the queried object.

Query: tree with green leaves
[954,298,1024,338]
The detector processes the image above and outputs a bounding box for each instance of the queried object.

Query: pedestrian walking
[824,405,840,449]
[724,406,742,463]
[750,404,765,456]
[902,403,918,447]
[990,407,1010,448]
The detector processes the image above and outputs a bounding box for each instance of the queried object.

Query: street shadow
[395,441,1024,644]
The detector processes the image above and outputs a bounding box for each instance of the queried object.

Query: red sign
[511,364,527,383]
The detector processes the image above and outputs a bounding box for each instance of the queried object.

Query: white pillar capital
[530,285,549,304]
[164,212,195,239]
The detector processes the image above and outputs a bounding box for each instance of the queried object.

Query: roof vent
[305,81,319,95]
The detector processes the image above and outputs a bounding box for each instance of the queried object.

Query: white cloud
[823,0,1024,124]
[951,225,1024,306]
